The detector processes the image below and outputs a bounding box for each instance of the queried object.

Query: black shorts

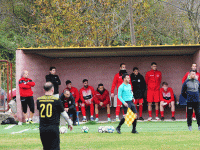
[122,101,137,114]
[40,125,60,150]
[20,96,34,113]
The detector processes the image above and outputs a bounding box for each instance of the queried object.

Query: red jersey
[182,72,200,84]
[111,72,132,93]
[63,86,79,103]
[145,69,162,91]
[19,77,35,97]
[94,89,110,105]
[79,86,95,102]
[160,87,174,103]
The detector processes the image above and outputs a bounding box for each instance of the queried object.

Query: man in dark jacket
[60,89,77,126]
[181,70,200,131]
[46,67,61,98]
[130,67,146,120]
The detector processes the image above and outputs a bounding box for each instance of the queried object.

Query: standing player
[111,63,132,121]
[181,70,200,131]
[19,70,35,124]
[116,73,138,134]
[160,82,175,121]
[63,80,80,112]
[37,82,73,150]
[182,63,200,120]
[145,62,162,121]
[94,83,111,122]
[60,89,77,126]
[130,67,146,121]
[46,67,61,98]
[79,79,95,122]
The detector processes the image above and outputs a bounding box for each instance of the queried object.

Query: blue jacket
[118,83,133,104]
[181,79,200,103]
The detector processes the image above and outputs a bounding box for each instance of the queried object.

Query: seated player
[94,83,111,122]
[60,89,77,125]
[160,82,175,121]
[79,79,95,122]
[63,80,80,112]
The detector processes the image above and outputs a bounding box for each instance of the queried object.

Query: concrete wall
[16,50,196,121]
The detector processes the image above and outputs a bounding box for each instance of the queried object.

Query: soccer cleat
[192,117,196,121]
[155,117,160,121]
[148,117,152,121]
[171,117,176,121]
[26,120,29,124]
[131,130,139,134]
[116,127,121,134]
[73,122,77,126]
[138,117,144,121]
[116,117,120,122]
[29,120,35,124]
[82,118,87,122]
[198,126,200,131]
[107,118,111,122]
[188,126,192,131]
[90,117,94,121]
[161,117,164,121]
[95,118,99,122]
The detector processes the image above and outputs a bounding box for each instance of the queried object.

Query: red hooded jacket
[94,89,110,105]
[182,72,200,84]
[145,69,162,91]
[160,87,174,103]
[63,86,79,103]
[79,86,95,103]
[19,77,35,97]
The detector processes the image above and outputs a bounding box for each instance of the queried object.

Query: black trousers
[67,107,77,124]
[187,102,200,126]
[20,96,34,113]
[118,101,137,131]
[40,125,60,150]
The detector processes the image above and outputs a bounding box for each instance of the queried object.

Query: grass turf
[0,121,200,149]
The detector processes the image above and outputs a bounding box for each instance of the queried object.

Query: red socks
[192,112,195,118]
[116,106,120,116]
[139,105,143,117]
[160,111,164,117]
[90,104,94,116]
[156,110,159,117]
[96,114,99,118]
[76,106,79,112]
[81,106,86,117]
[148,110,152,117]
[172,111,175,117]
[107,114,110,118]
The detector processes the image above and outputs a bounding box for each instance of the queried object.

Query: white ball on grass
[81,126,89,133]
[60,126,68,134]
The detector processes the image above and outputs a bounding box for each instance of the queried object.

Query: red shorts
[147,90,160,103]
[134,98,143,104]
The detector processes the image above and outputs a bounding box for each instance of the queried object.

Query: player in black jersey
[37,82,73,150]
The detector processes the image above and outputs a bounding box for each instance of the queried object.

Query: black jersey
[37,95,64,127]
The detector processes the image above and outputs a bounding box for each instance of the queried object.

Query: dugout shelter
[16,44,200,122]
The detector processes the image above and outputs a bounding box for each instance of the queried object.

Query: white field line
[11,129,29,134]
[4,125,16,129]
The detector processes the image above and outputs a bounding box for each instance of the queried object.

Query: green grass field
[0,121,200,150]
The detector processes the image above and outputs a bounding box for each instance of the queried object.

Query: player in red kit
[94,84,111,122]
[79,79,95,122]
[145,62,162,121]
[111,63,132,121]
[182,63,200,121]
[63,80,80,112]
[160,82,175,121]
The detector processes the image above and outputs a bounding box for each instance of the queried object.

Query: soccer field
[0,121,200,150]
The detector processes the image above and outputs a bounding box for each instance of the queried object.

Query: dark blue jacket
[181,79,200,103]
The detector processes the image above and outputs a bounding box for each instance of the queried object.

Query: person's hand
[68,125,73,131]
[111,93,114,98]
[88,100,92,104]
[124,102,128,107]
[100,102,103,106]
[64,108,69,112]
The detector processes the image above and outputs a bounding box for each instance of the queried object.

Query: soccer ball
[60,126,67,134]
[104,126,109,133]
[98,126,105,133]
[81,126,89,133]
[107,126,115,133]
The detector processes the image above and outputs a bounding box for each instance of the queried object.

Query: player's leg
[106,104,111,122]
[116,104,127,134]
[147,90,153,121]
[69,108,77,125]
[193,102,200,130]
[138,98,144,120]
[89,103,94,121]
[171,101,175,121]
[154,90,160,120]
[95,104,99,122]
[134,99,138,112]
[160,101,164,121]
[75,102,79,112]
[81,103,87,122]
[129,101,138,133]
[27,96,35,123]
[187,102,193,131]
[20,97,28,124]
[116,97,122,121]
[192,109,196,121]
